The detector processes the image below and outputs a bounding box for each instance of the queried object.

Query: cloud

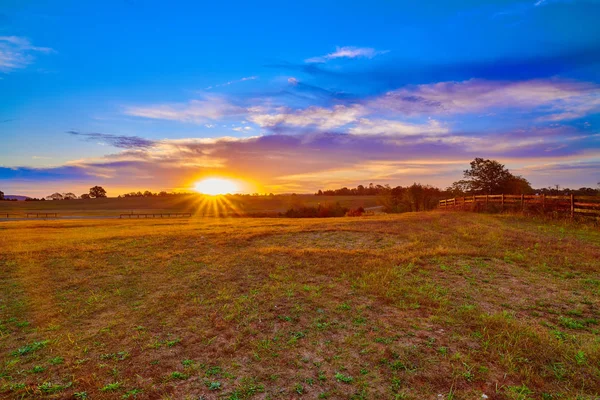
[306,46,389,63]
[68,131,156,149]
[349,119,449,136]
[0,36,54,73]
[124,97,246,123]
[205,76,258,90]
[3,123,599,195]
[248,105,366,129]
[369,79,600,120]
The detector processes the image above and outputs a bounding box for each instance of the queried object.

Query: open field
[1,212,599,399]
[0,195,381,217]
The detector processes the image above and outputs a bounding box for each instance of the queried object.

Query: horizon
[2,0,600,197]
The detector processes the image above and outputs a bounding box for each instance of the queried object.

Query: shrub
[346,207,365,217]
[283,203,349,218]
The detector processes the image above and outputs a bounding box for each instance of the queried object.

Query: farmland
[0,195,381,217]
[1,212,599,399]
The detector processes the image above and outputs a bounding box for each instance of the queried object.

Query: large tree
[452,158,532,195]
[46,192,64,200]
[89,186,107,198]
[0,190,4,200]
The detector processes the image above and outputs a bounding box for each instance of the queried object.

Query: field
[1,212,599,399]
[0,195,381,217]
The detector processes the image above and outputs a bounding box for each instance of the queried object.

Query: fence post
[542,194,545,213]
[501,194,504,211]
[485,195,489,210]
[570,194,574,219]
[521,194,525,212]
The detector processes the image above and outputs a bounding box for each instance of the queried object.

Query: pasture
[0,212,599,399]
[0,195,381,218]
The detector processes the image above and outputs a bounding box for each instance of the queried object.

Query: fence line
[439,194,600,218]
[119,213,192,219]
[26,213,58,218]
[1,214,22,218]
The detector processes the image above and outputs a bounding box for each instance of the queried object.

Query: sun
[194,178,239,195]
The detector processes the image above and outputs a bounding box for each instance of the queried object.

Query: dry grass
[0,212,599,399]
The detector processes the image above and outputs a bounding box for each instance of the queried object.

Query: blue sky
[1,0,599,196]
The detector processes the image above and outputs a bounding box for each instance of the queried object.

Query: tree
[46,193,64,201]
[452,158,532,195]
[0,190,4,200]
[89,186,107,198]
[80,193,91,199]
[500,175,534,195]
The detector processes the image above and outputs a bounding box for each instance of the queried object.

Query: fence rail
[26,213,58,218]
[439,194,600,218]
[1,214,22,218]
[119,213,192,219]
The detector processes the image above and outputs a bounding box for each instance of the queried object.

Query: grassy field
[0,195,381,217]
[1,212,599,399]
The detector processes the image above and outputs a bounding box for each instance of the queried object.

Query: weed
[49,356,64,365]
[38,381,72,394]
[11,340,49,356]
[206,365,222,376]
[334,372,354,383]
[559,317,586,329]
[506,384,533,399]
[122,388,143,398]
[574,351,586,365]
[100,382,123,392]
[167,371,188,380]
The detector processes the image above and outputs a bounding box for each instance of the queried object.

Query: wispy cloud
[306,46,389,63]
[349,119,448,137]
[369,79,600,120]
[124,97,246,123]
[205,76,258,90]
[0,36,54,73]
[68,131,156,149]
[248,105,366,130]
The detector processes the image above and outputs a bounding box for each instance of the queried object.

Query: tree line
[314,158,599,213]
[3,158,598,204]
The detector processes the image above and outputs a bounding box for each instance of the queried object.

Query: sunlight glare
[194,178,239,195]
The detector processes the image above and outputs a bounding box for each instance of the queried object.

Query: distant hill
[4,195,30,201]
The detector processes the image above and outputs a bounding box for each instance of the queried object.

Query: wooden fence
[1,214,22,218]
[439,194,600,218]
[119,213,192,219]
[26,213,58,218]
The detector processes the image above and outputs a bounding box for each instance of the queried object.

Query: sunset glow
[194,178,239,195]
[1,1,598,198]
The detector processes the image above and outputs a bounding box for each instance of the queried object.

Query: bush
[283,203,349,218]
[346,207,365,217]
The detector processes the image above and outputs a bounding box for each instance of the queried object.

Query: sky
[1,0,599,197]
